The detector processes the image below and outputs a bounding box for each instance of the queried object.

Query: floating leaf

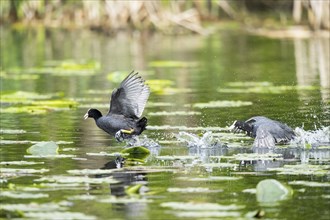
[24,154,76,159]
[121,146,150,160]
[148,111,201,116]
[172,211,241,218]
[0,140,73,145]
[226,81,273,87]
[0,168,49,174]
[0,191,49,199]
[148,60,194,68]
[24,211,97,220]
[160,202,244,210]
[0,91,59,103]
[256,179,293,205]
[268,164,330,176]
[27,141,59,156]
[86,152,125,157]
[0,129,27,134]
[216,153,284,161]
[147,125,226,131]
[146,102,174,107]
[67,169,116,175]
[177,176,242,181]
[68,195,97,200]
[99,196,153,204]
[9,60,101,76]
[189,100,253,108]
[0,71,39,80]
[35,175,119,184]
[125,184,143,195]
[0,161,44,165]
[0,202,66,212]
[288,181,330,187]
[156,155,198,161]
[167,187,223,193]
[218,82,318,94]
[242,188,257,194]
[199,163,238,169]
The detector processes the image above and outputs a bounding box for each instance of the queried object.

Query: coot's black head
[229,120,253,134]
[84,108,102,120]
[233,120,246,130]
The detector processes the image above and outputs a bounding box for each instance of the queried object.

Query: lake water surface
[1,27,330,219]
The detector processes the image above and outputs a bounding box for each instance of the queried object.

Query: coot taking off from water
[230,116,295,148]
[84,71,150,142]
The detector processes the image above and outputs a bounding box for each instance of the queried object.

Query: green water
[1,27,330,220]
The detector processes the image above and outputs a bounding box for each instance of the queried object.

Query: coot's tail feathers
[137,117,148,134]
[253,125,275,148]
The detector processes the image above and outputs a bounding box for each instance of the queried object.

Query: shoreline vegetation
[1,0,329,37]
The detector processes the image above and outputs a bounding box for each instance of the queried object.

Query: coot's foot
[115,130,124,142]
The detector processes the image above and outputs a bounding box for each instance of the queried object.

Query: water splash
[291,126,330,148]
[126,135,161,148]
[176,131,223,148]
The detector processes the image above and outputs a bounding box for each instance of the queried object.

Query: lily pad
[216,153,284,161]
[148,111,201,116]
[160,202,244,210]
[226,81,273,87]
[177,176,242,181]
[167,187,223,193]
[24,154,76,159]
[10,60,100,76]
[121,146,150,160]
[125,184,143,195]
[242,188,257,194]
[188,100,253,108]
[172,211,241,218]
[99,196,153,204]
[267,164,330,176]
[288,181,330,187]
[35,175,119,184]
[86,152,126,157]
[0,91,59,103]
[0,202,67,212]
[156,155,198,161]
[0,168,49,174]
[148,60,195,68]
[0,191,49,199]
[219,82,318,94]
[0,71,39,80]
[146,102,174,107]
[147,125,226,131]
[0,129,27,134]
[256,179,293,205]
[67,169,116,175]
[0,161,44,165]
[27,141,59,156]
[24,211,97,220]
[0,91,78,114]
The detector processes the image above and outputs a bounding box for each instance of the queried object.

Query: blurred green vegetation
[1,0,329,34]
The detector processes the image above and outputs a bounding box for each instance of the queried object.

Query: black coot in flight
[84,71,150,142]
[230,116,295,148]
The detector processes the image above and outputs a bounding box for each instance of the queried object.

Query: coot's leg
[115,128,134,142]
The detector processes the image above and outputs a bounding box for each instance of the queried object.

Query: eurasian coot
[230,116,295,148]
[84,71,150,142]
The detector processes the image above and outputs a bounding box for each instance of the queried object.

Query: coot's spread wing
[108,71,150,118]
[250,116,295,143]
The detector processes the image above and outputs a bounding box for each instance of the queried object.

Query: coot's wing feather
[108,71,150,118]
[253,124,276,148]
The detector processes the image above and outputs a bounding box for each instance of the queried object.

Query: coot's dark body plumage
[84,71,150,141]
[230,116,295,148]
